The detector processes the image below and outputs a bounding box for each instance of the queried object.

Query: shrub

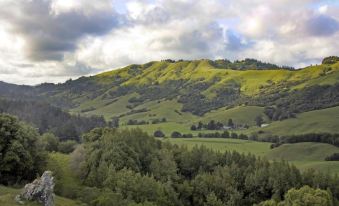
[325,153,339,161]
[154,130,165,138]
[171,131,182,138]
[58,140,77,154]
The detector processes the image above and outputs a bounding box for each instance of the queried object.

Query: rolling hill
[0,57,339,137]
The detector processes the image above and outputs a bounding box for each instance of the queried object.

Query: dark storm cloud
[305,15,339,36]
[0,0,124,61]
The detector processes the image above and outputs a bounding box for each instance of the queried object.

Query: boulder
[15,171,55,206]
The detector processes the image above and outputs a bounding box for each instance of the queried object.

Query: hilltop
[0,57,339,138]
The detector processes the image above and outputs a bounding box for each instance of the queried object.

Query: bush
[40,133,59,152]
[325,153,339,161]
[58,140,77,154]
[322,56,339,64]
[154,130,165,138]
[171,131,182,138]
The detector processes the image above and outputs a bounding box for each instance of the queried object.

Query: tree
[284,186,333,206]
[255,115,264,127]
[204,192,224,206]
[171,131,182,138]
[221,131,230,138]
[191,125,197,131]
[0,114,46,185]
[109,117,119,128]
[154,130,165,138]
[197,121,203,130]
[228,119,234,128]
[257,186,334,206]
[207,120,216,130]
[40,133,59,152]
[231,132,238,139]
[58,140,77,154]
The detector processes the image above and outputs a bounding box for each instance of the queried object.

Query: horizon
[0,0,338,85]
[1,57,323,86]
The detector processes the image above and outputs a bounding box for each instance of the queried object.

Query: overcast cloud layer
[0,0,338,85]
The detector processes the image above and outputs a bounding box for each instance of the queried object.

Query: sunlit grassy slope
[69,59,339,136]
[166,138,271,156]
[95,60,339,96]
[119,105,339,137]
[250,106,339,136]
[167,138,339,174]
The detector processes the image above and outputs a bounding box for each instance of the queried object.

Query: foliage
[325,153,339,161]
[0,114,46,185]
[171,131,182,138]
[58,140,78,154]
[0,98,107,141]
[257,186,334,206]
[266,133,339,148]
[74,128,339,206]
[40,133,59,152]
[322,56,339,64]
[154,130,165,138]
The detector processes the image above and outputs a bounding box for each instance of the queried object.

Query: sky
[0,0,338,85]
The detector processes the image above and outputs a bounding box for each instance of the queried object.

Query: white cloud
[0,0,338,84]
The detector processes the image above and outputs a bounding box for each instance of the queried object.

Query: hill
[249,106,339,136]
[167,138,339,174]
[0,57,339,137]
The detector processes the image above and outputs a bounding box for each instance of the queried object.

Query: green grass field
[251,106,339,136]
[166,138,271,156]
[200,105,268,126]
[166,138,339,174]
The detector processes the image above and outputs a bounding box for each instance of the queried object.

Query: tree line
[66,128,339,206]
[0,98,108,141]
[1,114,338,205]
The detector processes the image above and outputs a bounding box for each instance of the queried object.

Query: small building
[261,123,270,128]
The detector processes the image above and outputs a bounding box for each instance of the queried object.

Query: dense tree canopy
[0,114,46,185]
[257,186,334,206]
[73,128,339,206]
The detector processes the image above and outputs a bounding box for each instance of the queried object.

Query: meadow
[166,138,339,174]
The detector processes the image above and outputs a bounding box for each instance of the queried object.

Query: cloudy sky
[0,0,338,85]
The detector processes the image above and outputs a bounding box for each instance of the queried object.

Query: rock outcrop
[15,171,55,206]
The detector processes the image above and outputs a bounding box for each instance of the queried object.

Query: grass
[0,185,80,206]
[166,138,339,174]
[122,122,194,136]
[166,138,271,157]
[70,60,339,138]
[94,60,339,96]
[119,99,197,124]
[251,106,339,136]
[200,105,268,126]
[266,142,339,161]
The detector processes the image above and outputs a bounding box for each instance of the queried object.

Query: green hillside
[267,142,339,161]
[1,58,339,136]
[251,106,339,136]
[167,138,339,174]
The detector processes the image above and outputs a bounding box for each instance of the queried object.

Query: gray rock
[15,171,55,206]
